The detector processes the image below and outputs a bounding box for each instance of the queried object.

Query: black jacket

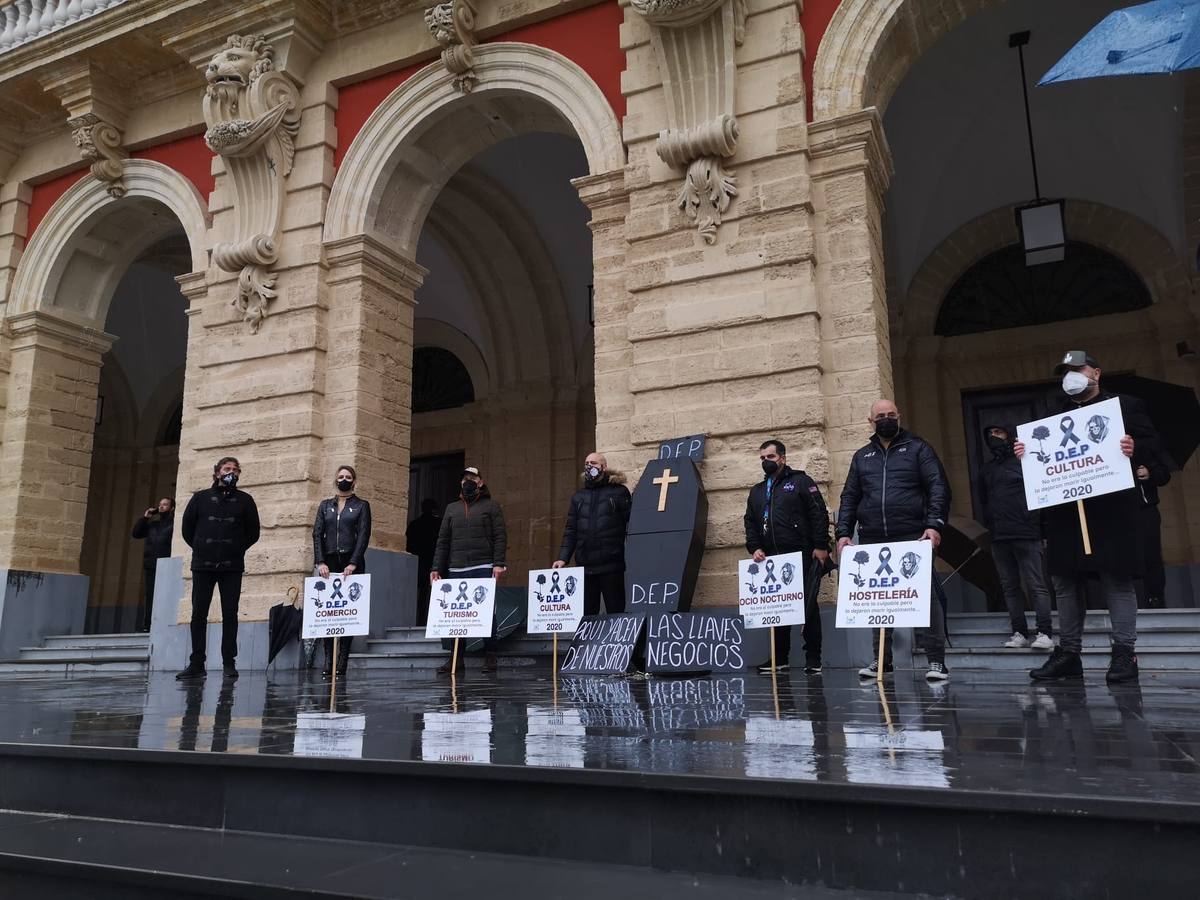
[1042,391,1159,577]
[1135,451,1172,508]
[744,466,830,556]
[181,486,261,573]
[836,429,950,542]
[557,472,632,575]
[433,487,507,574]
[979,424,1040,542]
[131,513,174,569]
[312,495,372,569]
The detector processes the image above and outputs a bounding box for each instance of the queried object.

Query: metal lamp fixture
[1010,31,1066,266]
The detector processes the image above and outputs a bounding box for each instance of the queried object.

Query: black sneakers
[1029,646,1083,681]
[222,664,239,681]
[857,661,893,678]
[1106,643,1139,684]
[175,664,205,681]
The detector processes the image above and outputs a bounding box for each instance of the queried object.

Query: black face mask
[584,465,602,481]
[219,472,238,488]
[985,435,1012,459]
[461,481,479,500]
[336,479,354,493]
[761,459,779,477]
[874,419,900,439]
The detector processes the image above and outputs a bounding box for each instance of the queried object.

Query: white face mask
[1062,371,1091,396]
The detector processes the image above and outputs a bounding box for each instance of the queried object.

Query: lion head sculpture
[205,35,273,100]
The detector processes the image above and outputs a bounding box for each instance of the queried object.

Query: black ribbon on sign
[1060,416,1080,447]
[763,559,780,588]
[331,579,344,600]
[875,547,894,576]
[456,581,469,603]
[550,571,562,594]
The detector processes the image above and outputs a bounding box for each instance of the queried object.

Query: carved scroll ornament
[70,114,126,199]
[203,34,301,332]
[425,0,478,93]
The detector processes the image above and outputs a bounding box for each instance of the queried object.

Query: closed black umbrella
[938,517,1002,604]
[1105,374,1199,469]
[268,586,303,665]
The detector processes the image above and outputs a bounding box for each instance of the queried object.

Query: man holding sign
[1015,351,1160,684]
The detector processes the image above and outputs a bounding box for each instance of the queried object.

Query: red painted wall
[803,0,842,120]
[27,133,214,241]
[333,1,625,169]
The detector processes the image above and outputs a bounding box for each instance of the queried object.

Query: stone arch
[323,42,625,253]
[811,0,1004,121]
[901,201,1190,338]
[8,159,209,325]
[412,318,493,400]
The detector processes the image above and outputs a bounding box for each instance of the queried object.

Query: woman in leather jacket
[311,466,372,679]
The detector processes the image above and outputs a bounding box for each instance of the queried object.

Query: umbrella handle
[288,585,301,609]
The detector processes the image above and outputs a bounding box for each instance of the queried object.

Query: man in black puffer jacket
[744,439,830,675]
[132,497,175,632]
[554,451,632,616]
[178,457,260,681]
[979,423,1053,650]
[836,399,951,681]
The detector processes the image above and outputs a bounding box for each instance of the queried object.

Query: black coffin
[624,458,708,615]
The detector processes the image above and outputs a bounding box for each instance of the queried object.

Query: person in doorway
[132,497,175,632]
[312,466,372,681]
[979,424,1053,650]
[431,466,507,675]
[1134,451,1172,609]
[406,498,441,625]
[836,399,951,682]
[177,457,260,681]
[743,439,831,675]
[553,452,632,617]
[1015,351,1161,683]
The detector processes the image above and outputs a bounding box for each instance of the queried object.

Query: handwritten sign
[1017,397,1134,510]
[738,551,807,629]
[559,614,644,675]
[424,577,497,639]
[526,567,585,635]
[302,574,371,639]
[644,611,745,673]
[836,539,932,629]
[657,434,706,461]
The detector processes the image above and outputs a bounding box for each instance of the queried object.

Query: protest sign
[1017,397,1134,511]
[559,614,644,675]
[302,574,371,640]
[738,551,807,629]
[644,611,745,673]
[425,577,497,639]
[526,567,585,635]
[836,539,932,629]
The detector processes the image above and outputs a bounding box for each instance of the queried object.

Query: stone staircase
[349,626,555,670]
[0,632,150,675]
[924,609,1200,671]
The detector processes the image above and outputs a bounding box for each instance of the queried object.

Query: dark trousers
[770,563,822,665]
[993,539,1053,636]
[584,571,625,615]
[864,533,946,666]
[1136,506,1165,607]
[189,571,243,667]
[141,566,157,632]
[321,553,359,668]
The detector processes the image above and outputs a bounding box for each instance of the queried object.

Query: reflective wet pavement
[2,666,1199,805]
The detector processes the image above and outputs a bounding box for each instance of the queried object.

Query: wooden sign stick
[876,680,897,762]
[876,627,887,684]
[770,627,780,719]
[1076,499,1092,555]
[328,636,339,713]
[552,633,559,709]
[451,637,461,675]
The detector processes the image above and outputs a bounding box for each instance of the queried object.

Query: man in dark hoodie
[553,451,632,616]
[432,466,507,674]
[132,497,175,632]
[979,424,1053,650]
[177,457,260,681]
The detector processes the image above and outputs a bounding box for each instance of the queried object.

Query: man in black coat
[1015,351,1162,684]
[836,399,951,681]
[744,439,830,675]
[132,497,174,632]
[177,456,260,681]
[979,423,1053,650]
[1134,449,1172,609]
[554,451,632,616]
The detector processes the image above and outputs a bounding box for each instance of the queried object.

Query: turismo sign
[302,574,371,639]
[425,577,497,639]
[836,539,932,630]
[1016,397,1134,511]
[737,550,806,629]
[526,566,585,635]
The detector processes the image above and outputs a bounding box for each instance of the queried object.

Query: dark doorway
[407,452,466,622]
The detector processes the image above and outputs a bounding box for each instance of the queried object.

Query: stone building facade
[0,0,1194,664]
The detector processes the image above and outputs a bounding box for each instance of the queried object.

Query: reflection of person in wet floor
[178,680,235,753]
[312,465,372,681]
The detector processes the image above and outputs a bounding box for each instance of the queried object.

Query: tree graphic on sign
[852,550,870,587]
[1031,425,1051,463]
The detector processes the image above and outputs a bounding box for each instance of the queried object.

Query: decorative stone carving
[631,0,747,243]
[424,0,478,93]
[203,34,301,332]
[69,113,126,198]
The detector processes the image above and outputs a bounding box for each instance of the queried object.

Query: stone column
[323,234,425,554]
[808,109,895,493]
[0,310,114,573]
